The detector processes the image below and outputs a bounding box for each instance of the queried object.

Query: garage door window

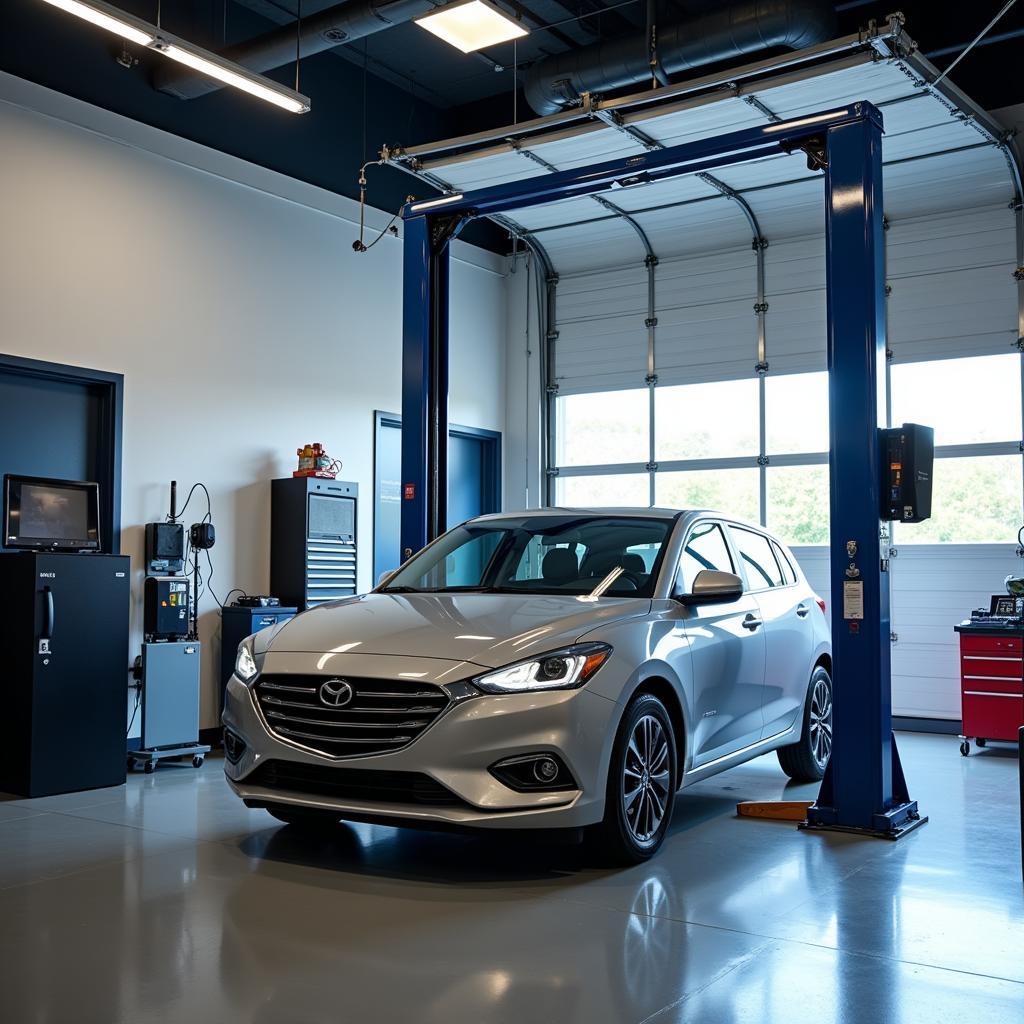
[656,378,759,461]
[555,473,650,507]
[556,389,648,466]
[549,353,1022,547]
[891,355,1023,544]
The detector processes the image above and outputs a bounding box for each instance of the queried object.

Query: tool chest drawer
[959,634,1023,656]
[960,673,1023,695]
[960,653,1024,680]
[961,691,1024,742]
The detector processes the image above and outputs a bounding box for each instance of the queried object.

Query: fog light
[223,728,246,764]
[489,752,576,793]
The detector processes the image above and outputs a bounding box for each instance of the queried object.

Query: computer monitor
[3,475,101,552]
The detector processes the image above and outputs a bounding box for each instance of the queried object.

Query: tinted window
[731,527,784,589]
[679,522,734,591]
[772,541,797,585]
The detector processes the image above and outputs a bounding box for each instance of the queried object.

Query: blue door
[373,414,501,582]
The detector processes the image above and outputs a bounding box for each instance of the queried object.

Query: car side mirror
[676,570,743,605]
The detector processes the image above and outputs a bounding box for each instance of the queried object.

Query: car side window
[678,522,734,592]
[731,527,784,590]
[771,540,797,585]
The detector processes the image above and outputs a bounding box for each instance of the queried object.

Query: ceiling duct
[524,0,837,115]
[154,0,435,101]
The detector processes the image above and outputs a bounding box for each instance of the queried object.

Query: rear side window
[771,540,797,585]
[731,527,784,590]
[679,522,734,591]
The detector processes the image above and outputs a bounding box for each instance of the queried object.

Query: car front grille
[253,675,451,759]
[245,759,466,807]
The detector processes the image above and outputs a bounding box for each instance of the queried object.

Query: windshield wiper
[381,585,423,593]
[578,566,625,603]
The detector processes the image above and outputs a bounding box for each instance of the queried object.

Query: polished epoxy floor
[0,732,1021,1023]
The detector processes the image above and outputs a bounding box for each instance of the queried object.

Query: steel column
[803,107,923,839]
[400,214,453,562]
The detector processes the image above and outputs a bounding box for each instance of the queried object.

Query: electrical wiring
[170,482,212,524]
[203,547,226,608]
[126,686,141,738]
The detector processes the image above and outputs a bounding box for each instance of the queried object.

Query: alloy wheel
[809,676,833,770]
[622,714,672,845]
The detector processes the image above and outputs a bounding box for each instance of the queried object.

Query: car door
[727,527,813,740]
[676,521,766,768]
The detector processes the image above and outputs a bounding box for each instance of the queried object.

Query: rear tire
[777,666,833,782]
[266,804,340,830]
[590,694,677,866]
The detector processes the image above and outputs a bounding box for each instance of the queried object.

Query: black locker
[0,552,130,797]
[271,478,358,609]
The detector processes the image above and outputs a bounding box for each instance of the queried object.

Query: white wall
[0,73,508,732]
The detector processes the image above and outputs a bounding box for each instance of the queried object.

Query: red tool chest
[957,631,1024,755]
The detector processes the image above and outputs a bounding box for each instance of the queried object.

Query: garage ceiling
[391,28,1021,274]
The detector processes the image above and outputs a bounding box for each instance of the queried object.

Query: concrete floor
[0,732,1021,1023]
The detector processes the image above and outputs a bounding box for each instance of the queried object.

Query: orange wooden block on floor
[736,800,813,822]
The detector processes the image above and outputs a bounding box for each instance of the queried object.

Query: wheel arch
[622,675,688,786]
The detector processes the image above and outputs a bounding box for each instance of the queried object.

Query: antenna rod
[170,480,177,521]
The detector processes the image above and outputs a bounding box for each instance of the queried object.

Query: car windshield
[381,515,675,598]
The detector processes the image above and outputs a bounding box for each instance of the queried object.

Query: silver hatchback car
[223,509,832,863]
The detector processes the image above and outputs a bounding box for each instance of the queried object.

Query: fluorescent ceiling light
[39,0,155,46]
[415,0,527,54]
[156,44,310,114]
[36,0,310,113]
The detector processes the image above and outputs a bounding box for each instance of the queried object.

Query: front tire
[265,804,341,830]
[591,694,677,865]
[777,666,833,782]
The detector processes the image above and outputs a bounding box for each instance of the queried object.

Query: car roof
[470,506,682,523]
[468,508,781,538]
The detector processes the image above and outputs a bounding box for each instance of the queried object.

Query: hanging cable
[513,38,518,125]
[294,0,302,93]
[934,0,1020,85]
[353,160,410,253]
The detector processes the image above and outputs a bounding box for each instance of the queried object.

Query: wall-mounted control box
[880,422,934,524]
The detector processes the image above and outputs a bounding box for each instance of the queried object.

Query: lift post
[803,108,924,838]
[400,102,924,838]
[400,212,458,564]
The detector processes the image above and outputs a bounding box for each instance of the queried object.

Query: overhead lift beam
[401,101,923,839]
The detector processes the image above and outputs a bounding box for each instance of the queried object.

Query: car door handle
[796,604,810,618]
[742,613,762,631]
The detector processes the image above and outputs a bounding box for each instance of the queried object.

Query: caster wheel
[126,758,135,772]
[144,760,156,774]
[977,737,987,747]
[192,755,204,768]
[959,740,970,757]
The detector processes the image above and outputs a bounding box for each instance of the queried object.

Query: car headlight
[235,639,259,683]
[473,643,612,694]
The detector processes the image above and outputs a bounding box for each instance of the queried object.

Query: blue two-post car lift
[399,101,925,840]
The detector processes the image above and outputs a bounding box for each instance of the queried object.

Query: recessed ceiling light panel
[415,0,528,54]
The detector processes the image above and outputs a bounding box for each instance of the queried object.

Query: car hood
[263,592,650,668]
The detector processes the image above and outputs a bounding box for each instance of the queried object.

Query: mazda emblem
[319,678,354,707]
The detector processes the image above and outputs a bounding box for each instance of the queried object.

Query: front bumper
[222,655,620,830]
